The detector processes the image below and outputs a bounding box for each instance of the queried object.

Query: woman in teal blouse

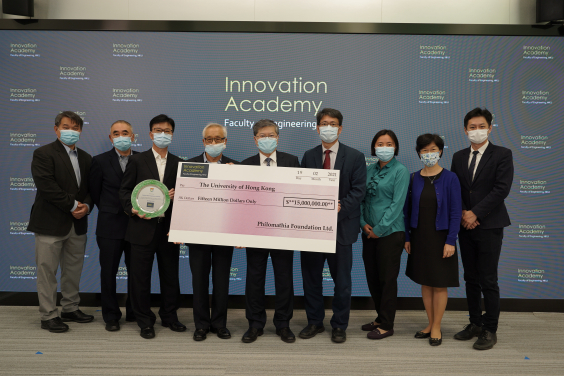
[360,129,410,340]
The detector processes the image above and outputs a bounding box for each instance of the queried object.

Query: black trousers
[458,227,503,333]
[301,242,353,330]
[129,222,180,329]
[246,248,294,329]
[189,244,233,330]
[362,231,405,331]
[96,236,133,323]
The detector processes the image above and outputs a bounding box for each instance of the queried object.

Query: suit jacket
[119,148,183,246]
[27,139,92,236]
[187,152,238,164]
[89,148,139,239]
[301,143,367,245]
[240,150,299,168]
[450,142,513,229]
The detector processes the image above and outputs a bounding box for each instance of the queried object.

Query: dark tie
[323,150,331,169]
[468,150,479,181]
[265,157,272,166]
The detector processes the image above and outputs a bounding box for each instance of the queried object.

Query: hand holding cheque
[167,162,340,253]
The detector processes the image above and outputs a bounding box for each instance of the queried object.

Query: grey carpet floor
[0,306,562,375]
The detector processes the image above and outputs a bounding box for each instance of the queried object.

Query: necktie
[468,150,479,181]
[265,157,272,166]
[323,150,331,169]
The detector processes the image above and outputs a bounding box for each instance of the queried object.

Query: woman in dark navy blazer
[404,134,462,346]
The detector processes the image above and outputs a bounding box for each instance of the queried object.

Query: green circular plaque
[131,179,170,218]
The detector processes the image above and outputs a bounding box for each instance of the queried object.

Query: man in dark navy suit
[186,123,237,342]
[89,120,138,332]
[239,119,300,344]
[299,108,367,343]
[451,107,514,350]
[119,114,185,339]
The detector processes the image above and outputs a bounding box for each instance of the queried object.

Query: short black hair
[150,114,175,132]
[371,129,399,156]
[252,119,279,136]
[316,108,343,126]
[55,111,83,129]
[464,107,492,129]
[415,133,444,157]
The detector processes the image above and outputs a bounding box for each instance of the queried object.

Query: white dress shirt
[60,141,89,213]
[322,141,339,170]
[259,151,277,167]
[467,140,489,179]
[151,147,168,217]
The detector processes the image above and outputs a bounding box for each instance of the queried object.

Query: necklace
[427,174,439,185]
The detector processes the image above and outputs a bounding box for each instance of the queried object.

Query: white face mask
[467,129,489,144]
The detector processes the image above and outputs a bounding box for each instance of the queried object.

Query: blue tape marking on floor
[36,352,42,354]
[525,357,530,360]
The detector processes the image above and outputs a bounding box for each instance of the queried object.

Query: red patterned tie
[323,150,331,169]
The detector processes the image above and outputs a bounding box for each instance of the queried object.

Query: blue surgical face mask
[113,136,132,152]
[59,129,80,146]
[152,132,172,148]
[319,125,339,143]
[205,142,226,158]
[420,152,441,167]
[375,147,395,162]
[257,137,278,154]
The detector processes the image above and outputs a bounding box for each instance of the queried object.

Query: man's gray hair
[202,123,227,138]
[110,120,133,132]
[55,111,84,129]
[252,119,279,136]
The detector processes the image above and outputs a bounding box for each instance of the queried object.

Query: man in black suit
[299,108,367,343]
[89,120,138,331]
[451,107,514,350]
[28,111,94,333]
[119,114,185,339]
[186,123,237,341]
[240,119,300,344]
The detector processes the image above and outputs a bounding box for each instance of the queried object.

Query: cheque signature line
[181,187,333,197]
[256,226,332,233]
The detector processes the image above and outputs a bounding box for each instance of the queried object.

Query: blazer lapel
[312,145,323,169]
[143,150,161,181]
[461,147,472,188]
[55,140,79,188]
[334,143,346,171]
[472,143,494,183]
[163,155,178,184]
[108,149,124,179]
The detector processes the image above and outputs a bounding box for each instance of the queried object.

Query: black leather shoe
[331,328,346,343]
[454,323,482,340]
[473,329,497,350]
[276,327,296,343]
[61,309,94,323]
[193,328,209,341]
[105,320,120,332]
[140,327,155,339]
[298,324,325,339]
[361,321,380,331]
[242,327,264,343]
[415,330,431,338]
[211,327,231,339]
[429,331,442,346]
[41,317,69,333]
[162,321,187,332]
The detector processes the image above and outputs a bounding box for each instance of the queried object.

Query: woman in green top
[360,129,410,340]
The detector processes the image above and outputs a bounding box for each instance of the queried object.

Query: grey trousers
[35,224,87,320]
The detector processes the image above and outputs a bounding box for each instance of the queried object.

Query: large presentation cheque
[168,162,340,253]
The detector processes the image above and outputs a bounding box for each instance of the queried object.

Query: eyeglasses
[204,137,226,144]
[319,122,339,127]
[255,134,277,139]
[153,128,173,135]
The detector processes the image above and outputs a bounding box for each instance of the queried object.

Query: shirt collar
[471,140,489,155]
[375,157,397,171]
[115,148,131,158]
[323,141,339,155]
[203,152,222,164]
[152,146,167,160]
[59,140,76,154]
[259,151,277,165]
